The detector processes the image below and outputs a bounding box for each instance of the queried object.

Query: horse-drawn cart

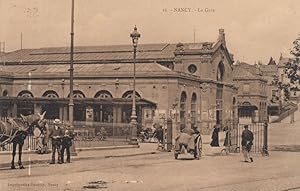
[174,132,202,160]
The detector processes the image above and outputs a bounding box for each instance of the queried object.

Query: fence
[232,123,265,154]
[1,121,133,152]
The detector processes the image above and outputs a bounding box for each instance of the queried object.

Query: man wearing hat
[61,123,74,163]
[49,119,64,164]
[241,125,254,162]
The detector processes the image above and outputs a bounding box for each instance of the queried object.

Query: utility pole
[193,27,196,43]
[21,33,23,50]
[69,0,77,156]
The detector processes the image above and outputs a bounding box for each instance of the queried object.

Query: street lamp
[129,26,140,145]
[61,79,65,124]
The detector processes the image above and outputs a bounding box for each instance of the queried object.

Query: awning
[0,96,157,107]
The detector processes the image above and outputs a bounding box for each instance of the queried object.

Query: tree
[286,36,300,90]
[272,36,300,100]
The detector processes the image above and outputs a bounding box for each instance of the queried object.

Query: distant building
[278,55,300,103]
[259,57,280,116]
[233,62,268,123]
[0,29,237,136]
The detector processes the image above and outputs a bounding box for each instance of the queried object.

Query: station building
[0,29,237,135]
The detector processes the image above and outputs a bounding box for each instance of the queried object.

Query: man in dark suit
[61,124,74,163]
[242,125,254,162]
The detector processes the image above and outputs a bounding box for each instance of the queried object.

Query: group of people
[141,124,164,144]
[210,124,254,163]
[49,119,74,164]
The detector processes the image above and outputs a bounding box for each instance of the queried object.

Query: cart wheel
[194,135,202,160]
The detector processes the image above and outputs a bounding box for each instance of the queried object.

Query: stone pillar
[34,103,42,115]
[11,103,17,117]
[63,106,68,122]
[290,112,295,124]
[59,107,63,121]
[117,106,122,123]
[166,118,173,152]
[113,106,118,123]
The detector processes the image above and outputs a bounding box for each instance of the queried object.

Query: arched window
[17,90,34,116]
[17,90,34,98]
[180,91,187,130]
[42,90,59,98]
[68,90,85,98]
[122,90,141,99]
[191,93,197,127]
[2,90,8,97]
[217,62,225,81]
[232,97,236,121]
[94,90,113,99]
[216,84,223,125]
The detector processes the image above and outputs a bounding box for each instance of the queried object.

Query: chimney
[218,28,226,46]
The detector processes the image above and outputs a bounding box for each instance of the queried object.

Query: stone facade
[0,29,237,136]
[233,62,268,123]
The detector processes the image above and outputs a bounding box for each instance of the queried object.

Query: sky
[0,0,299,64]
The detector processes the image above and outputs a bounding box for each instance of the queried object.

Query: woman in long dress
[210,124,220,147]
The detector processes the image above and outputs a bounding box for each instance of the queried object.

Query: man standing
[61,124,74,163]
[49,119,64,164]
[241,125,254,162]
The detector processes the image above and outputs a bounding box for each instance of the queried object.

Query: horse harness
[0,118,30,147]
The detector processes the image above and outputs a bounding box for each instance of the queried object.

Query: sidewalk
[0,143,159,169]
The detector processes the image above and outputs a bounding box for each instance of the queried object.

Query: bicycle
[220,144,240,154]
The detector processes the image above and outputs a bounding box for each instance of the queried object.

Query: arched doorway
[42,90,60,119]
[17,90,34,116]
[232,97,237,121]
[180,91,187,130]
[238,102,258,123]
[121,90,142,124]
[94,90,113,122]
[68,90,86,121]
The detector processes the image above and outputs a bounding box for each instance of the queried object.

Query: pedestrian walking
[241,125,254,162]
[223,126,231,154]
[210,124,220,147]
[154,124,164,150]
[49,119,64,164]
[61,124,74,163]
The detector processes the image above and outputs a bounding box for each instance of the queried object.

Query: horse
[0,112,47,169]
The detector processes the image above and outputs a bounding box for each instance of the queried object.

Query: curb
[76,145,139,152]
[0,145,139,156]
[0,147,157,169]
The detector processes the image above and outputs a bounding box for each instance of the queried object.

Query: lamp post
[61,79,65,124]
[129,26,140,145]
[69,0,77,155]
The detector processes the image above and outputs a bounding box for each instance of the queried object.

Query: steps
[272,102,298,123]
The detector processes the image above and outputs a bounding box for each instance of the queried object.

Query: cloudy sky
[0,0,299,64]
